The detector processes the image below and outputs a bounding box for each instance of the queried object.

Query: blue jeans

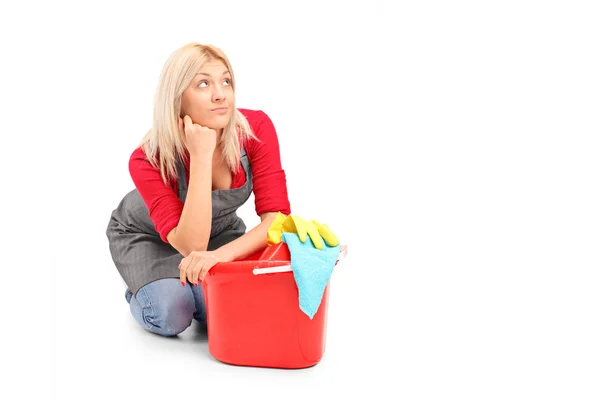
[125,278,207,337]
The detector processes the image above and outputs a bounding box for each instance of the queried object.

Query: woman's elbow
[167,227,209,256]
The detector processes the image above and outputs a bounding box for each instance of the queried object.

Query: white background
[1,0,599,399]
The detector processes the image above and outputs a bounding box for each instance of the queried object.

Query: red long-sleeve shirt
[129,108,291,243]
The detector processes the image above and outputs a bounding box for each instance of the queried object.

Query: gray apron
[106,147,253,295]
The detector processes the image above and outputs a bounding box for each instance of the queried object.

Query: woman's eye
[223,79,232,86]
[198,81,208,88]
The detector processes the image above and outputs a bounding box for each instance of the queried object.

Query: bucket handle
[252,245,348,275]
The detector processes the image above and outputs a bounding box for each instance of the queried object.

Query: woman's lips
[211,107,229,114]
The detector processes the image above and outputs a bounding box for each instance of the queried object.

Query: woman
[106,42,292,337]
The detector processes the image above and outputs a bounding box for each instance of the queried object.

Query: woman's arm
[214,212,280,262]
[166,153,213,257]
[212,109,292,262]
[179,211,281,286]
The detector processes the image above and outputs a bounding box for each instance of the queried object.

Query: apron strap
[175,145,248,202]
[175,156,188,202]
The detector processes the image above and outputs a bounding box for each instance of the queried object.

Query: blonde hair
[139,42,256,184]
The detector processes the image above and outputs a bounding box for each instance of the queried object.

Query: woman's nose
[212,86,226,102]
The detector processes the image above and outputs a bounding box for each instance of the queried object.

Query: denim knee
[133,283,195,336]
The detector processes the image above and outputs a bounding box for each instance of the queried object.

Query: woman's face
[180,60,234,130]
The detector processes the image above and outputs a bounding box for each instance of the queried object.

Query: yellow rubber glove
[266,212,288,247]
[267,212,340,250]
[308,219,339,248]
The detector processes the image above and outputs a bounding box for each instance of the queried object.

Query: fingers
[179,257,188,286]
[306,221,324,250]
[316,223,340,247]
[198,261,213,282]
[182,115,212,131]
[179,252,221,286]
[199,254,220,282]
[190,259,205,285]
[183,115,193,133]
[194,260,207,285]
[187,256,203,284]
[179,252,201,286]
[283,215,306,242]
[178,117,184,135]
[280,215,339,249]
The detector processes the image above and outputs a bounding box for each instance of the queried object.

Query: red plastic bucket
[201,242,347,369]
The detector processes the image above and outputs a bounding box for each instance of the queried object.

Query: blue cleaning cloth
[281,232,341,319]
